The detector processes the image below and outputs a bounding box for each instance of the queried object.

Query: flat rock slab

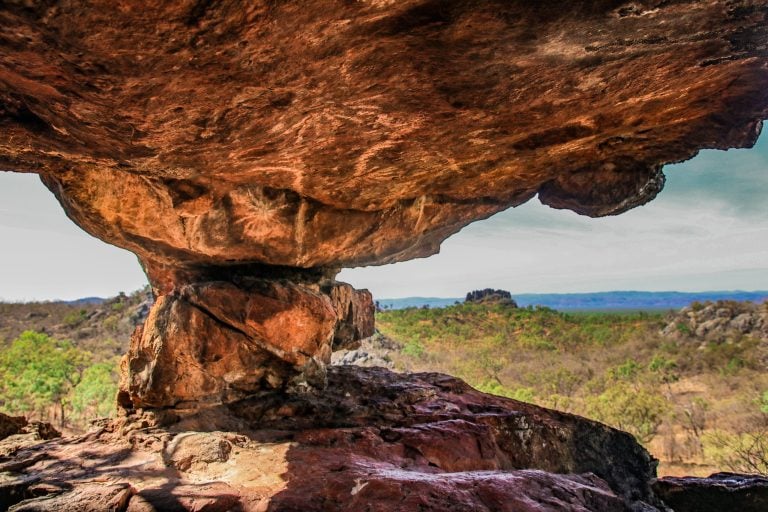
[0,367,665,511]
[653,472,768,512]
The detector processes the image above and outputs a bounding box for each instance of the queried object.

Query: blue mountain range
[376,291,768,311]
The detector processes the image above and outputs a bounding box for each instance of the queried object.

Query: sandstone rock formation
[331,332,401,368]
[0,367,666,512]
[2,1,768,407]
[0,414,27,443]
[663,300,768,343]
[465,289,518,307]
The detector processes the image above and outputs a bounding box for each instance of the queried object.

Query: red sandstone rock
[118,277,374,408]
[8,483,132,512]
[1,1,766,272]
[0,367,665,511]
[119,291,295,409]
[2,0,767,407]
[0,414,27,442]
[1,6,765,510]
[327,282,376,351]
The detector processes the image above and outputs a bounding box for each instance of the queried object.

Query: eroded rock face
[2,1,767,271]
[2,1,767,406]
[0,367,665,512]
[118,277,374,409]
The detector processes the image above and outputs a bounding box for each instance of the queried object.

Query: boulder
[0,413,27,441]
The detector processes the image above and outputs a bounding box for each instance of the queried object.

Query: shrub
[703,430,768,476]
[476,381,535,403]
[608,359,642,380]
[586,383,669,443]
[63,309,87,327]
[102,315,121,333]
[71,360,119,421]
[402,340,425,358]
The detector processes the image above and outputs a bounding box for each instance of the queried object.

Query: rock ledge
[1,367,664,512]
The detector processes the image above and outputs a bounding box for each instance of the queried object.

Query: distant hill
[62,296,106,306]
[377,291,768,311]
[376,297,461,310]
[0,288,152,358]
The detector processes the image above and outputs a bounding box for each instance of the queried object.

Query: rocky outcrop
[0,414,59,449]
[0,367,665,512]
[2,1,768,409]
[331,332,401,368]
[3,1,768,271]
[663,300,768,342]
[0,414,27,442]
[465,289,518,307]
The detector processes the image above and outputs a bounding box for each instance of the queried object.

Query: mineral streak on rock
[1,0,768,406]
[2,0,767,270]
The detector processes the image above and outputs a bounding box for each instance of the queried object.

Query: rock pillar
[117,264,374,410]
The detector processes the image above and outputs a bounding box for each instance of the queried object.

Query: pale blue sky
[1,132,767,301]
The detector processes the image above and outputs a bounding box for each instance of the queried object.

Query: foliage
[0,330,118,430]
[475,381,535,403]
[378,301,768,475]
[703,430,768,476]
[608,359,642,380]
[585,383,669,444]
[0,331,89,421]
[102,315,121,333]
[402,340,425,358]
[70,360,119,421]
[63,309,88,327]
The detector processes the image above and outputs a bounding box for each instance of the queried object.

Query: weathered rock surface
[0,413,60,459]
[0,367,665,512]
[663,300,768,342]
[118,277,374,409]
[2,1,767,272]
[331,332,401,368]
[3,0,768,406]
[0,413,27,442]
[653,472,768,512]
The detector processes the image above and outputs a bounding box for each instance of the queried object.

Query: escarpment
[2,0,768,409]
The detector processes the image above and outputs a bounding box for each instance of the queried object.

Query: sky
[1,132,767,301]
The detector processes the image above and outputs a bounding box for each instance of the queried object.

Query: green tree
[586,383,669,444]
[0,331,89,427]
[71,360,119,421]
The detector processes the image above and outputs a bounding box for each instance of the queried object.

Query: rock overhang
[1,0,767,273]
[2,0,768,406]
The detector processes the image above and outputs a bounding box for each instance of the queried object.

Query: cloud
[660,134,768,216]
